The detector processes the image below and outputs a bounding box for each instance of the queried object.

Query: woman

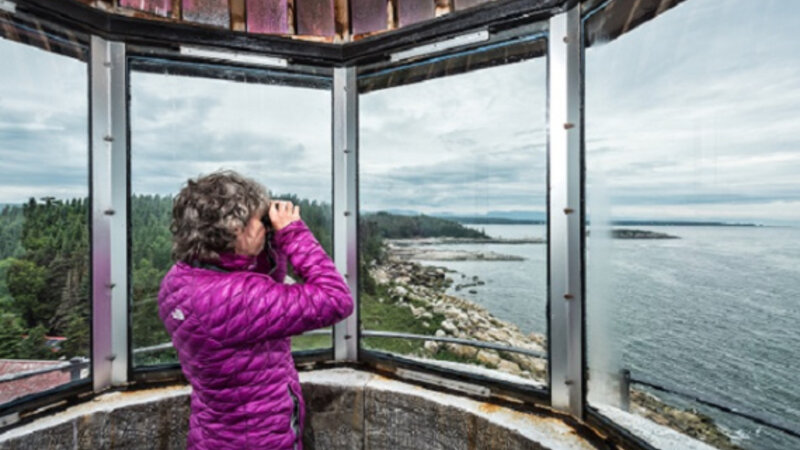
[158,170,353,450]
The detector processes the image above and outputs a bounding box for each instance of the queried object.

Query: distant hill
[367,210,760,227]
[435,210,546,224]
[361,212,488,239]
[609,220,759,227]
[381,209,423,216]
[434,216,544,225]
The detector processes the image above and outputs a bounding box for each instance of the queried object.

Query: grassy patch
[133,348,178,367]
[360,283,495,369]
[291,332,331,351]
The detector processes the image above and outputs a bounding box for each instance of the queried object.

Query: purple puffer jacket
[158,220,353,450]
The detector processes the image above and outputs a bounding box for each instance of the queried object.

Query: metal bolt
[563,36,569,43]
[564,293,574,300]
[344,335,352,339]
[344,149,351,154]
[104,209,115,215]
[564,208,574,214]
[344,211,351,216]
[565,379,574,386]
[103,135,114,142]
[104,61,112,68]
[106,283,116,289]
[564,123,575,130]
[106,354,117,361]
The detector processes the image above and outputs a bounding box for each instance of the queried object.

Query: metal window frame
[0,13,94,425]
[332,66,360,362]
[90,35,129,391]
[353,24,559,405]
[0,0,582,416]
[547,5,584,418]
[0,2,662,445]
[123,53,337,373]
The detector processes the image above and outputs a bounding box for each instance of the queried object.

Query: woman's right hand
[268,200,300,231]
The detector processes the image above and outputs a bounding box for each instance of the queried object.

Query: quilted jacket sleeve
[207,220,353,344]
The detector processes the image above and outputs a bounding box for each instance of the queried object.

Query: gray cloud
[2,0,798,225]
[0,38,88,203]
[128,70,331,202]
[585,0,800,225]
[360,57,548,215]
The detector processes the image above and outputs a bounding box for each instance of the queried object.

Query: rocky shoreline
[369,246,738,449]
[369,257,547,380]
[387,237,545,245]
[387,244,525,261]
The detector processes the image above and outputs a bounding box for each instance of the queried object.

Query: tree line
[0,195,483,363]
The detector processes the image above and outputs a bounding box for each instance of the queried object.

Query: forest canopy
[0,195,483,363]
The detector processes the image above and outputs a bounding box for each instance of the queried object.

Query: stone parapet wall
[0,368,596,449]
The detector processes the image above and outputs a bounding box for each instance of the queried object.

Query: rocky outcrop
[370,255,547,382]
[631,391,741,450]
[386,244,525,261]
[387,237,545,245]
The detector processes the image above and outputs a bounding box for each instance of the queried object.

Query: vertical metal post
[332,66,359,361]
[90,36,129,390]
[69,357,82,382]
[620,369,631,412]
[548,6,584,417]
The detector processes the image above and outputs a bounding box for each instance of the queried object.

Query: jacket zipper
[288,384,300,449]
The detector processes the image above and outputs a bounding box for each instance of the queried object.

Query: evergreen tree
[0,313,25,358]
[18,324,56,360]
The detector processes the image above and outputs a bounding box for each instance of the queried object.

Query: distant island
[435,216,545,225]
[387,237,544,245]
[365,210,760,228]
[363,212,682,242]
[611,229,679,239]
[610,220,758,227]
[362,209,766,227]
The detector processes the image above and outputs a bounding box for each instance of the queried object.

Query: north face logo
[171,308,185,321]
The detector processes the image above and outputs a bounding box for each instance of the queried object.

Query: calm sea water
[418,224,800,450]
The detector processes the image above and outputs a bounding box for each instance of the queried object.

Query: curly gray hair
[170,170,270,263]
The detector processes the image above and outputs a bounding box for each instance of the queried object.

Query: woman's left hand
[234,214,267,256]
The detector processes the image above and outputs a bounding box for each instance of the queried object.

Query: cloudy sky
[0,0,798,225]
[129,72,331,202]
[359,58,547,216]
[0,38,88,202]
[586,0,800,225]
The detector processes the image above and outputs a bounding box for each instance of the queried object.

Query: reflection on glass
[130,69,332,366]
[586,1,800,449]
[0,35,90,404]
[358,56,548,385]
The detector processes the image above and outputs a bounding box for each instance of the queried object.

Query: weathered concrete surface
[301,369,371,449]
[354,372,591,450]
[595,404,719,450]
[0,386,191,450]
[1,368,595,449]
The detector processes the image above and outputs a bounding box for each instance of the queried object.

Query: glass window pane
[0,31,90,404]
[130,67,332,367]
[586,1,800,449]
[358,54,548,386]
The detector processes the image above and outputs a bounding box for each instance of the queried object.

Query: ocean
[417,224,800,450]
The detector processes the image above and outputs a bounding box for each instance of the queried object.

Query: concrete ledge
[0,386,191,450]
[1,368,596,449]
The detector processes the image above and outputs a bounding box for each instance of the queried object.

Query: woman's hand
[234,214,266,256]
[269,200,300,231]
